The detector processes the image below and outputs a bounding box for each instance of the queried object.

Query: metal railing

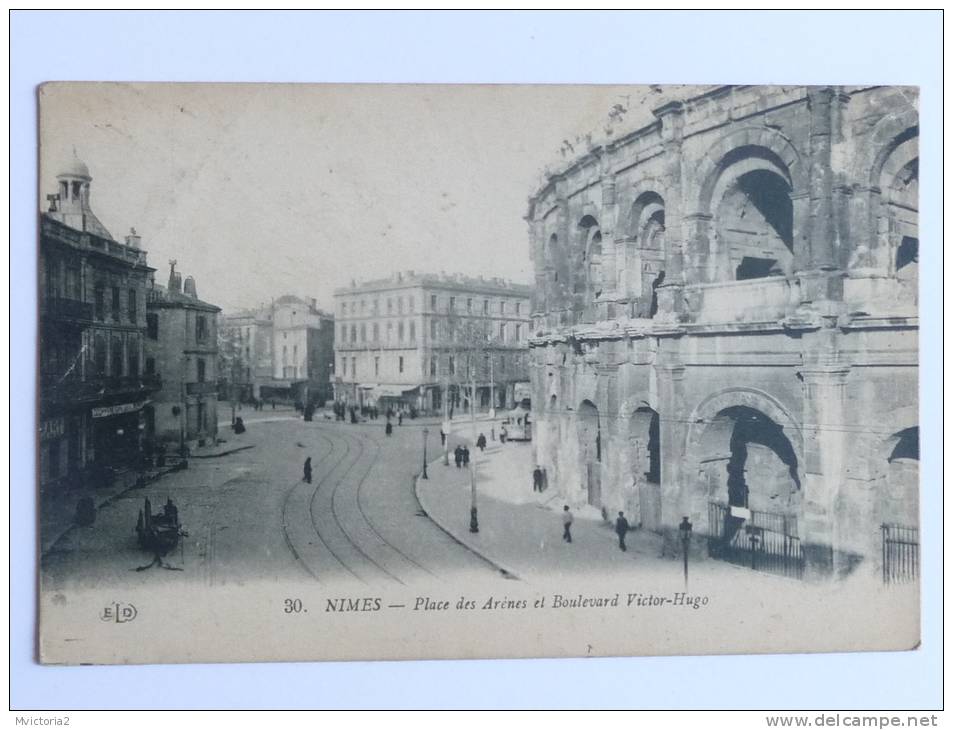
[708,501,804,579]
[882,524,919,584]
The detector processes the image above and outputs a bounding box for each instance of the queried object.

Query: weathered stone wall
[528,85,919,579]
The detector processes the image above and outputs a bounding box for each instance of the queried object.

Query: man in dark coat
[303,457,312,484]
[615,511,630,552]
[462,446,470,466]
[454,445,462,468]
[398,412,403,426]
[532,466,543,492]
[562,505,573,543]
[476,433,487,452]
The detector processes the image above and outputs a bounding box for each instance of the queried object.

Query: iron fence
[708,502,804,579]
[882,523,919,584]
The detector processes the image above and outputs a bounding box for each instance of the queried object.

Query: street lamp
[679,516,693,587]
[468,357,478,533]
[421,427,429,480]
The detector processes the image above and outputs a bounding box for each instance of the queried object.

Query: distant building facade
[333,272,532,414]
[527,85,918,580]
[145,264,221,449]
[220,296,334,405]
[39,153,158,490]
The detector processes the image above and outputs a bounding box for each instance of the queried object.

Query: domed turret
[47,149,113,240]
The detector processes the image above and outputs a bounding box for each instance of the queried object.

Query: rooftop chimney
[168,260,182,293]
[125,227,142,249]
[184,276,197,299]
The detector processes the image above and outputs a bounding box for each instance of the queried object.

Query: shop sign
[91,402,143,419]
[39,417,65,441]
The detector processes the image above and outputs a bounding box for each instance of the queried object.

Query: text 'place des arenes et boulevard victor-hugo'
[38,85,918,598]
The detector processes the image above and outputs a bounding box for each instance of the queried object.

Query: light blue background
[11,10,942,710]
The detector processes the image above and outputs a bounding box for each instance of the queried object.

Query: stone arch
[687,128,805,284]
[683,388,804,534]
[576,399,603,507]
[694,127,805,214]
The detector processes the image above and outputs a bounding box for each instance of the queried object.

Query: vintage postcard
[37,83,919,665]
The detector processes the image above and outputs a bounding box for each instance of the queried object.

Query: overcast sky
[40,83,677,312]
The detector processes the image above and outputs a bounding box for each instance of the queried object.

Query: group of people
[559,505,631,551]
[453,444,470,468]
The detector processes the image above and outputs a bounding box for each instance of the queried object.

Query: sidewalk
[41,432,256,556]
[415,439,668,582]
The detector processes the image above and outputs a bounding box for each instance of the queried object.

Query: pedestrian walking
[303,457,312,484]
[476,433,487,452]
[385,421,393,437]
[440,429,447,446]
[454,445,462,468]
[462,446,470,466]
[562,505,573,543]
[398,412,403,426]
[532,465,543,492]
[615,511,630,552]
[500,425,508,443]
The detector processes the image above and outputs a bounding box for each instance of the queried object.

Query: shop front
[90,400,144,471]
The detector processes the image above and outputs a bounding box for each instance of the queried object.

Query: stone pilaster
[654,101,686,318]
[798,359,851,578]
[807,86,837,272]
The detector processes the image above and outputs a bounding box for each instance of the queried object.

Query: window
[373,299,379,315]
[94,335,106,376]
[128,347,139,377]
[293,345,298,364]
[515,323,522,341]
[282,346,287,367]
[483,299,489,314]
[350,325,357,343]
[516,302,521,316]
[360,300,366,313]
[111,336,123,376]
[375,357,380,376]
[373,323,380,341]
[387,298,393,314]
[449,296,456,311]
[408,297,415,313]
[467,298,473,313]
[95,284,105,321]
[341,324,347,342]
[430,294,437,310]
[111,286,121,322]
[430,319,437,339]
[387,322,393,342]
[449,355,455,376]
[351,357,356,377]
[197,358,206,383]
[145,357,156,375]
[399,356,404,374]
[397,297,404,315]
[128,289,137,322]
[409,322,416,342]
[499,323,506,341]
[360,324,366,343]
[500,301,505,314]
[196,315,208,344]
[430,357,437,376]
[398,322,405,342]
[341,356,347,375]
[146,313,159,340]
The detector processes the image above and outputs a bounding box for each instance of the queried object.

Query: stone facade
[144,265,221,449]
[221,296,335,404]
[334,272,531,414]
[527,85,918,579]
[39,155,158,491]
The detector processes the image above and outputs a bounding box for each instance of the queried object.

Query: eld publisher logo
[100,602,137,623]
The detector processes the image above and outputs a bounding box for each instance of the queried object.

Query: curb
[191,444,256,459]
[412,458,522,581]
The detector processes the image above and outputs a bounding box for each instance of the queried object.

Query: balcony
[42,297,94,323]
[41,373,161,405]
[186,381,218,396]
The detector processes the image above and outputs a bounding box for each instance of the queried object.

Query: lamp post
[468,357,478,533]
[679,516,693,587]
[421,427,429,480]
